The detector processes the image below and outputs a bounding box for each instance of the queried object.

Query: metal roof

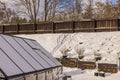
[0,34,61,78]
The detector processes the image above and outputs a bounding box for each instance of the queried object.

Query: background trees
[0,1,22,24]
[1,0,120,23]
[44,0,60,21]
[13,0,41,24]
[103,0,114,18]
[95,2,105,19]
[116,0,120,18]
[83,0,94,19]
[75,0,83,20]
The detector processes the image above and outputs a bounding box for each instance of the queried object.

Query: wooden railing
[1,18,120,34]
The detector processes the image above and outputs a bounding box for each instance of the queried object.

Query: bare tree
[54,0,75,21]
[13,0,41,24]
[103,0,113,18]
[0,1,19,24]
[44,0,60,21]
[0,1,8,23]
[44,0,48,21]
[75,0,83,19]
[83,0,94,19]
[95,2,105,18]
[4,4,19,23]
[95,0,117,18]
[116,0,120,18]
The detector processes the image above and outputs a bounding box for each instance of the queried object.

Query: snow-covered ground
[62,67,120,80]
[15,31,120,80]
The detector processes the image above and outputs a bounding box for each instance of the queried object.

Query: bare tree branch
[13,0,41,23]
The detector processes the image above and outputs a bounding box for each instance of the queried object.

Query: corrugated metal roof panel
[0,36,34,73]
[35,50,56,67]
[0,34,61,78]
[2,35,44,71]
[24,39,57,67]
[0,49,23,77]
[32,41,62,66]
[14,37,51,69]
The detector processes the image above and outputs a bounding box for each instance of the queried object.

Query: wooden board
[78,61,96,69]
[98,63,118,73]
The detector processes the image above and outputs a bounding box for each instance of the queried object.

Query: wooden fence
[56,58,118,73]
[1,18,120,34]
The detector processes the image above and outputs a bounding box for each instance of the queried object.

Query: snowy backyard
[62,67,120,80]
[15,32,120,80]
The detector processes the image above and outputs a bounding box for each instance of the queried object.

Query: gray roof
[0,34,61,78]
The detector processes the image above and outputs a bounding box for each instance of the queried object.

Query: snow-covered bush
[94,53,101,57]
[94,52,102,61]
[117,52,120,59]
[74,44,85,59]
[59,45,72,58]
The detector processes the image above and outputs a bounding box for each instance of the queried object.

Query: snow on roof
[0,34,61,78]
[97,58,117,64]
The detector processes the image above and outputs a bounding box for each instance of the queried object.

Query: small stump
[95,57,102,61]
[62,55,67,59]
[99,72,105,77]
[79,56,84,59]
[94,72,99,76]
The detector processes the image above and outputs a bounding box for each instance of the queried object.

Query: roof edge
[7,66,62,79]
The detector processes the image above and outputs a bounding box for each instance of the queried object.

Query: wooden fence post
[34,23,37,34]
[52,22,55,33]
[2,25,4,34]
[117,19,119,31]
[17,23,20,34]
[72,21,75,33]
[118,19,120,30]
[94,19,97,32]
